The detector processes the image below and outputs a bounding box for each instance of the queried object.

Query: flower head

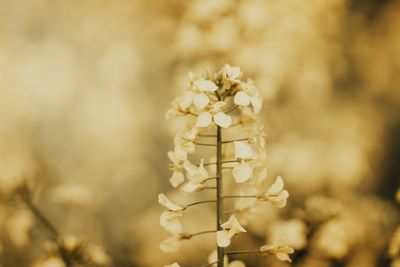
[196,101,232,128]
[216,215,247,247]
[181,159,209,192]
[257,176,289,208]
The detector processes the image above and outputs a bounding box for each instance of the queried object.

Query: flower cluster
[161,65,293,266]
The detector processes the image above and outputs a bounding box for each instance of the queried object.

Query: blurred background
[0,0,399,266]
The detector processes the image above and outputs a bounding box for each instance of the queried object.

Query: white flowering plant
[161,65,293,267]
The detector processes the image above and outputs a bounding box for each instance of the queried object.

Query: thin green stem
[199,134,217,137]
[202,261,218,267]
[194,142,217,147]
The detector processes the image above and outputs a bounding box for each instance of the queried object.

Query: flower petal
[158,194,183,211]
[234,91,251,106]
[216,230,231,247]
[193,93,209,110]
[194,79,218,92]
[160,236,181,253]
[181,181,203,192]
[169,171,185,188]
[232,163,253,183]
[250,95,262,114]
[160,211,182,234]
[196,112,213,127]
[267,176,284,195]
[213,112,232,128]
[234,141,253,159]
[179,91,194,109]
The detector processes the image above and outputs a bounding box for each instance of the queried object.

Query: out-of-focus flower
[268,219,307,250]
[232,161,253,183]
[180,78,218,110]
[6,209,34,247]
[181,159,209,192]
[216,215,246,247]
[31,257,66,267]
[160,235,182,253]
[259,244,294,262]
[174,132,196,156]
[50,184,92,207]
[234,141,253,159]
[389,226,400,258]
[257,176,289,208]
[164,263,180,267]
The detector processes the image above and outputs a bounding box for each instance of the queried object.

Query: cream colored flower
[181,159,209,192]
[234,81,262,114]
[158,194,184,234]
[232,161,253,183]
[196,101,232,128]
[174,132,196,155]
[221,64,241,89]
[160,236,181,253]
[168,150,186,187]
[164,263,180,267]
[259,244,294,262]
[208,249,246,267]
[216,215,247,247]
[234,141,253,159]
[31,257,66,267]
[165,97,186,120]
[50,184,92,207]
[268,219,307,250]
[179,78,218,111]
[257,176,289,208]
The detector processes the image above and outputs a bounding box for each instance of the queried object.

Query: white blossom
[259,244,294,262]
[216,215,246,247]
[234,81,262,114]
[257,176,289,208]
[196,101,232,128]
[181,159,209,192]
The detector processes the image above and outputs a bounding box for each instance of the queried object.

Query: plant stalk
[216,124,224,267]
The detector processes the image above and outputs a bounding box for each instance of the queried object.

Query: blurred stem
[225,249,259,255]
[18,187,59,240]
[202,261,218,267]
[221,138,248,144]
[188,230,216,238]
[223,195,257,199]
[217,121,224,267]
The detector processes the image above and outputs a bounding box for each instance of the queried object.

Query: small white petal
[158,194,183,211]
[267,176,284,195]
[229,261,247,267]
[164,263,181,267]
[234,141,253,159]
[193,93,209,110]
[160,211,182,234]
[232,163,253,183]
[181,181,203,192]
[213,101,226,111]
[160,236,181,253]
[213,112,232,128]
[169,171,185,188]
[196,112,213,127]
[194,79,218,92]
[234,91,251,106]
[216,230,231,247]
[179,91,194,109]
[250,96,262,114]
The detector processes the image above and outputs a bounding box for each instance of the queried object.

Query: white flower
[168,151,186,187]
[259,244,294,262]
[158,193,183,211]
[234,141,253,159]
[181,159,209,192]
[216,215,247,247]
[158,194,184,234]
[232,161,253,183]
[164,263,180,267]
[221,64,241,89]
[208,250,246,267]
[165,98,186,120]
[160,236,181,253]
[174,132,196,156]
[196,101,232,128]
[234,81,262,114]
[257,176,289,208]
[179,79,218,111]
